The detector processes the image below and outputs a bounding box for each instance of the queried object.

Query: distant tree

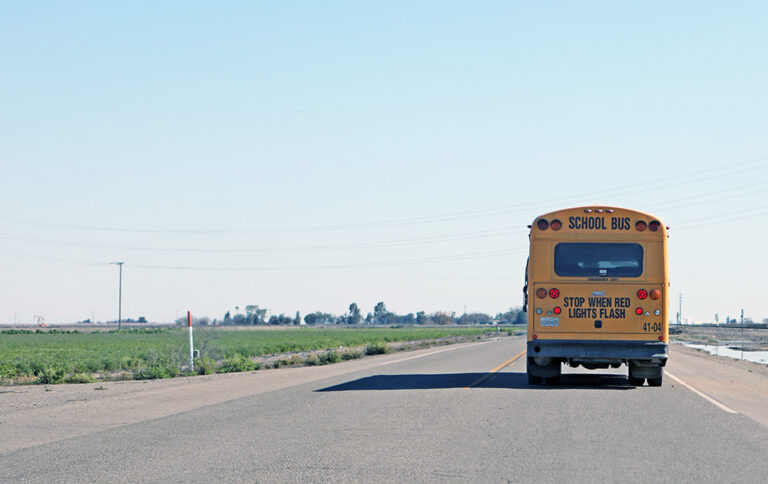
[304,312,336,325]
[233,313,247,325]
[495,307,526,325]
[431,311,455,325]
[416,311,428,325]
[514,310,526,325]
[365,313,373,324]
[457,313,492,325]
[348,303,362,325]
[245,305,267,325]
[268,314,294,325]
[175,315,211,326]
[294,311,301,325]
[224,311,232,324]
[373,302,389,325]
[400,313,415,325]
[137,316,147,323]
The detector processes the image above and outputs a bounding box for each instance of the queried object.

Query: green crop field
[0,326,516,384]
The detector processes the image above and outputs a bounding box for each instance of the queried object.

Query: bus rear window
[554,243,643,277]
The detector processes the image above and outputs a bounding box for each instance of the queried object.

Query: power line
[0,155,766,235]
[130,248,526,272]
[0,227,523,253]
[2,204,766,269]
[0,245,527,271]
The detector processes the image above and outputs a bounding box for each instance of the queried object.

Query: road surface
[2,336,768,482]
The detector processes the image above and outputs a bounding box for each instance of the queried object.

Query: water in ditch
[683,343,768,366]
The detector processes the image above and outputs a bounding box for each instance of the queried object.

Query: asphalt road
[3,336,768,483]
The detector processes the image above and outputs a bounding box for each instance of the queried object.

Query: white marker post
[187,311,194,371]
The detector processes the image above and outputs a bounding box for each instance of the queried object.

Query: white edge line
[666,371,738,414]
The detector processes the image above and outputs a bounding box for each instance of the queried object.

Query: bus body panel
[532,282,664,337]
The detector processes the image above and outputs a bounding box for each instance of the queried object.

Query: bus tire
[527,372,543,385]
[627,376,644,386]
[647,371,663,387]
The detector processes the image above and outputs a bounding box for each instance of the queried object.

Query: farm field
[0,326,512,385]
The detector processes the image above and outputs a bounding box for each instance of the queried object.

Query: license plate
[540,317,559,327]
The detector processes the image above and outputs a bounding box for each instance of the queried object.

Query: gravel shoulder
[667,343,768,429]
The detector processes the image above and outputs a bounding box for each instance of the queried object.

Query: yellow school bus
[524,206,668,386]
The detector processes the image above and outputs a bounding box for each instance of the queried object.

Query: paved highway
[3,336,768,483]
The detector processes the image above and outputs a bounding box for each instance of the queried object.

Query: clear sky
[1,1,767,325]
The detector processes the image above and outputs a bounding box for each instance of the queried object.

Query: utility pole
[678,294,682,325]
[111,262,124,331]
[741,308,745,352]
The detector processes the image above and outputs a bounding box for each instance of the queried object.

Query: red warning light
[635,307,644,316]
[636,221,647,232]
[553,306,562,315]
[649,221,661,232]
[637,289,648,300]
[549,288,560,299]
[537,219,549,230]
[550,219,562,231]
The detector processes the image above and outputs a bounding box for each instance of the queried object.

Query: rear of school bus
[525,206,668,386]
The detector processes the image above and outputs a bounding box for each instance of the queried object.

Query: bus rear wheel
[527,373,543,385]
[527,357,561,385]
[647,371,663,387]
[627,376,644,386]
[546,375,561,385]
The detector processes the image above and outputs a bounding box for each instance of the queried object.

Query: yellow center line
[465,350,527,389]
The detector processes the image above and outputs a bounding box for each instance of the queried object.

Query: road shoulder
[0,340,490,455]
[667,343,768,428]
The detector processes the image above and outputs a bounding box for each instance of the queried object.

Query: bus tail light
[532,334,538,340]
[537,219,549,230]
[635,307,644,316]
[650,289,661,300]
[549,288,560,298]
[637,289,648,299]
[536,288,547,299]
[636,221,647,232]
[658,335,664,341]
[649,221,661,232]
[550,219,562,231]
[554,306,562,315]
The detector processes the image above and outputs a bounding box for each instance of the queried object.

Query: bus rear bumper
[527,340,668,365]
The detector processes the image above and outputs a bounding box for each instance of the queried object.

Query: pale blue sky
[1,1,767,324]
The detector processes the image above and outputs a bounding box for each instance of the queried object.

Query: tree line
[176,303,526,326]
